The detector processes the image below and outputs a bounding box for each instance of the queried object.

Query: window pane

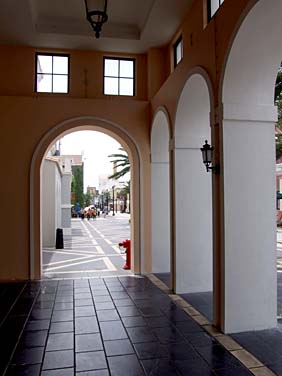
[104,77,119,95]
[37,74,52,92]
[53,56,68,74]
[176,41,183,65]
[120,78,134,96]
[120,60,134,78]
[210,0,219,18]
[53,75,68,93]
[37,55,52,74]
[105,59,119,77]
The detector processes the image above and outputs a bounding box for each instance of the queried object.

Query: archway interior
[40,127,133,279]
[151,111,171,285]
[221,0,281,332]
[174,74,213,320]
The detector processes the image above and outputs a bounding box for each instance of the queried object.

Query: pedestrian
[80,208,85,220]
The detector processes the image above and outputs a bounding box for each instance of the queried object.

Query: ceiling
[0,0,193,53]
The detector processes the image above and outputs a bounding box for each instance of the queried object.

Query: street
[43,213,132,279]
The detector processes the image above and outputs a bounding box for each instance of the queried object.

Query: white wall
[151,111,170,273]
[42,159,62,247]
[221,0,281,332]
[175,73,212,293]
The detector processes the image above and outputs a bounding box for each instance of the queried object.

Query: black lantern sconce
[200,140,219,174]
[84,0,108,39]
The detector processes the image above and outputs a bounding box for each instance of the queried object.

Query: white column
[151,161,170,273]
[175,146,213,293]
[221,103,277,333]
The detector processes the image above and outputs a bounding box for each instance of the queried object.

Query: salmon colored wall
[0,46,148,101]
[0,96,150,280]
[150,0,251,123]
[0,0,254,280]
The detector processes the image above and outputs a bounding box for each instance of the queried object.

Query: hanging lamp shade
[84,0,108,38]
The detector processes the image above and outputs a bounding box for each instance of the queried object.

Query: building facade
[0,0,280,334]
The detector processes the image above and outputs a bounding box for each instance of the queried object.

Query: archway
[151,108,171,285]
[174,70,213,306]
[219,0,281,332]
[30,117,141,280]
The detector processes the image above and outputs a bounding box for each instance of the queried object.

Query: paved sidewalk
[43,214,132,279]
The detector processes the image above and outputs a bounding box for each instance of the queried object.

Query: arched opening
[219,0,282,332]
[174,71,213,321]
[30,117,141,280]
[151,109,171,286]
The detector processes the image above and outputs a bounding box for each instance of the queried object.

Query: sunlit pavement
[42,213,132,279]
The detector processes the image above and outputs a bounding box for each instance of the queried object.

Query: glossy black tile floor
[0,276,253,376]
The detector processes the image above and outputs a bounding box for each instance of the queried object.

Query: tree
[84,192,91,207]
[71,166,84,208]
[108,148,130,180]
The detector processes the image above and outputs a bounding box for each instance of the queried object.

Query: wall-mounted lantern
[200,140,219,174]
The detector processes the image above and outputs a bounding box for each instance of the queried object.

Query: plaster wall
[151,111,170,273]
[174,74,212,294]
[42,160,62,248]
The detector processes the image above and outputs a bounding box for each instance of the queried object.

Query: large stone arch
[30,116,142,279]
[218,0,281,332]
[174,69,214,295]
[151,108,171,275]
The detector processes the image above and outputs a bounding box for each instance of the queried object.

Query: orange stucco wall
[0,0,252,280]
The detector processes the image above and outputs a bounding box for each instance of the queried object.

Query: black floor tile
[104,338,134,356]
[214,367,253,376]
[76,333,103,352]
[46,332,74,351]
[76,351,107,372]
[116,306,140,317]
[12,347,44,365]
[95,302,115,310]
[6,364,41,376]
[100,321,128,340]
[96,309,120,321]
[152,327,186,344]
[75,305,96,317]
[122,316,147,328]
[18,330,48,348]
[108,354,145,376]
[25,319,50,331]
[41,368,74,375]
[52,310,73,322]
[75,317,99,334]
[49,321,74,333]
[141,358,180,376]
[175,358,216,376]
[127,326,157,343]
[76,370,109,375]
[134,342,168,360]
[197,345,243,370]
[42,349,74,370]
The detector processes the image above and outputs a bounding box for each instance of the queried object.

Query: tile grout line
[147,274,276,376]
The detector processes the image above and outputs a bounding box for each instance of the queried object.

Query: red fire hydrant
[119,239,131,270]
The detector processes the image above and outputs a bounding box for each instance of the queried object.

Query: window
[174,36,183,68]
[35,53,69,93]
[104,57,135,96]
[208,0,224,20]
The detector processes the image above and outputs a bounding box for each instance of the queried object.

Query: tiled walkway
[0,276,254,376]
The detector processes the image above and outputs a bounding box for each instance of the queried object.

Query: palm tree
[108,147,130,180]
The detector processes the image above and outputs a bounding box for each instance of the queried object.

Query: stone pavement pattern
[43,214,131,279]
[0,276,254,376]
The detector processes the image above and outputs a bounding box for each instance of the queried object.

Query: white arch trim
[30,116,142,279]
[220,0,280,332]
[151,107,171,274]
[174,69,213,294]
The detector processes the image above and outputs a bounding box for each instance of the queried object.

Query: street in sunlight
[43,213,132,279]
